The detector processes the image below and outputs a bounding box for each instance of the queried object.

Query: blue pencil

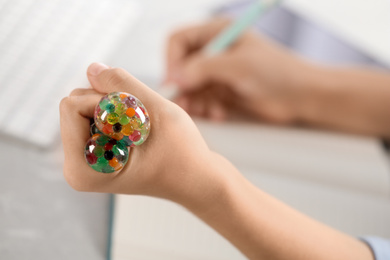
[205,0,281,56]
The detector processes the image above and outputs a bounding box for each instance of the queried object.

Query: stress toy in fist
[84,92,151,173]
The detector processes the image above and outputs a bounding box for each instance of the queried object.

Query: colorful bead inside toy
[84,133,128,173]
[94,92,150,147]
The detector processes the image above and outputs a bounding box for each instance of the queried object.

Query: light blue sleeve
[361,236,390,260]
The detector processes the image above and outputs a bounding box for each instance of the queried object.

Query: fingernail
[171,74,189,89]
[89,62,109,76]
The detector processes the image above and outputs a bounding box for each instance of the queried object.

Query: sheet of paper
[284,0,390,66]
[111,121,390,260]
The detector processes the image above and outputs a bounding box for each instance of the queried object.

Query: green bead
[93,146,105,157]
[91,164,103,172]
[133,137,144,146]
[107,113,119,124]
[113,143,126,155]
[99,99,110,110]
[140,127,148,135]
[118,137,132,147]
[111,94,121,102]
[117,141,126,150]
[96,135,110,146]
[119,114,130,125]
[97,157,109,167]
[116,103,126,114]
[105,103,115,113]
[102,165,115,174]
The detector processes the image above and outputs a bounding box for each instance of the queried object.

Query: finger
[200,86,227,121]
[59,93,112,192]
[174,95,190,113]
[165,18,231,83]
[208,99,227,122]
[178,53,236,90]
[187,92,207,118]
[69,87,99,96]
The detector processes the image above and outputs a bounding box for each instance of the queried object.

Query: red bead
[130,130,141,142]
[104,143,113,151]
[102,124,113,134]
[86,153,98,165]
[86,139,96,147]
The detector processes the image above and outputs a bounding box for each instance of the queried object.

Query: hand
[165,18,312,124]
[60,63,225,206]
[60,66,374,260]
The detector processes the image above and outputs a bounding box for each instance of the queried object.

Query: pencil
[205,0,281,56]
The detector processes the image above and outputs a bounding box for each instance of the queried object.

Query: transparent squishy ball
[94,92,150,147]
[84,133,129,173]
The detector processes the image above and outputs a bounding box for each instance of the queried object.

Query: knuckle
[169,27,191,44]
[104,68,128,89]
[69,88,84,96]
[63,168,83,191]
[59,96,77,114]
[63,166,91,192]
[170,30,182,42]
[59,97,71,114]
[64,176,83,192]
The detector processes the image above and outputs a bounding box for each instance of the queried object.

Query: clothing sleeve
[361,236,390,260]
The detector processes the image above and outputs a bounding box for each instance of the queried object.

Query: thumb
[87,63,164,111]
[177,54,235,90]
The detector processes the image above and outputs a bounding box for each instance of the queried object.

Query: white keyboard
[0,0,141,147]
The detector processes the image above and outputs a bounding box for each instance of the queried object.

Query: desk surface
[1,0,389,259]
[0,135,109,259]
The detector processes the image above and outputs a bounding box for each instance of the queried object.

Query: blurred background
[0,0,389,259]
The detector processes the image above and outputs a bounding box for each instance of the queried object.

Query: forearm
[297,64,390,138]
[181,153,373,260]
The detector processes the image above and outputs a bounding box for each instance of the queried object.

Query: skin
[165,18,390,138]
[60,63,374,260]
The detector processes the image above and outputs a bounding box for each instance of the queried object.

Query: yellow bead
[107,113,119,125]
[116,103,126,114]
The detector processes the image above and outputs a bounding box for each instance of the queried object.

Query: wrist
[173,152,246,216]
[292,62,338,125]
[176,152,266,259]
[294,64,390,137]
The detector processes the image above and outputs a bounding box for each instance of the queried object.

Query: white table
[2,0,390,259]
[0,135,109,260]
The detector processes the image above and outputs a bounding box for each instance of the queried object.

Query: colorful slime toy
[85,134,129,173]
[84,92,150,173]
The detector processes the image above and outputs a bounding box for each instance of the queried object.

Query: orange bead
[121,123,134,136]
[102,124,113,134]
[114,163,123,171]
[109,157,119,168]
[92,134,100,140]
[120,93,128,100]
[111,133,123,140]
[126,107,135,117]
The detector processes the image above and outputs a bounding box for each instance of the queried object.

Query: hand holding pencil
[164,17,311,123]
